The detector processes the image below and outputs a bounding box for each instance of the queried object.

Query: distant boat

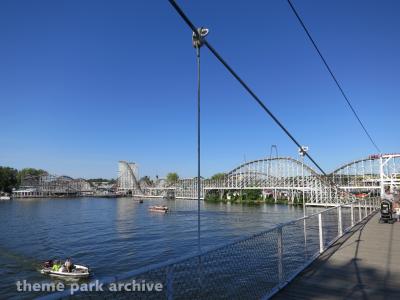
[149,205,169,213]
[0,195,11,201]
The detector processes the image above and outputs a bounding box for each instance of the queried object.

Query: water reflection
[115,198,137,239]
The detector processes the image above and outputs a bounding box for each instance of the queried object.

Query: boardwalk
[274,213,400,299]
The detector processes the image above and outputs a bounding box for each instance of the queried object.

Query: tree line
[164,172,226,183]
[0,167,47,193]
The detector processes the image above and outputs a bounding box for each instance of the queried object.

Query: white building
[118,161,139,191]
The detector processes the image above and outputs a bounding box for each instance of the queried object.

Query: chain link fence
[39,198,380,300]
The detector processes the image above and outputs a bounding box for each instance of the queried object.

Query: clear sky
[1,0,399,179]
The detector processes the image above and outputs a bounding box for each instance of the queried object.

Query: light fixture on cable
[298,146,309,157]
[192,27,209,48]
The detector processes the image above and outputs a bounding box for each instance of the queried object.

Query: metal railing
[38,197,380,300]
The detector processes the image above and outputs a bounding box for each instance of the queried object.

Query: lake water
[0,197,322,299]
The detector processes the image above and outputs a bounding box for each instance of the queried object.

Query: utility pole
[298,146,309,216]
[192,27,209,255]
[299,145,309,261]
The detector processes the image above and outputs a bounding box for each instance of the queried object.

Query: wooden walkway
[273,213,400,300]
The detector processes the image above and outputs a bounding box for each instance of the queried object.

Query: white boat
[0,196,11,201]
[149,205,169,213]
[41,264,90,279]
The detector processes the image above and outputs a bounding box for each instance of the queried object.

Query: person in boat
[52,260,62,272]
[65,258,73,273]
[44,260,53,268]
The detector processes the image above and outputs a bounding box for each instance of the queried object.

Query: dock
[273,213,400,299]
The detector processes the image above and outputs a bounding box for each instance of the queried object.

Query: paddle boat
[41,260,90,279]
[0,193,11,200]
[149,205,169,213]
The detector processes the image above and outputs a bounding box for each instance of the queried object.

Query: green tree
[17,168,47,185]
[87,178,113,183]
[0,167,18,193]
[204,190,220,202]
[243,189,262,201]
[166,172,179,183]
[210,173,226,181]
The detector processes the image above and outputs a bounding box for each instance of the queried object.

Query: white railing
[38,197,380,300]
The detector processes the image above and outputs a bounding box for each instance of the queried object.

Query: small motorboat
[0,193,11,200]
[149,205,169,213]
[139,199,144,203]
[41,260,90,279]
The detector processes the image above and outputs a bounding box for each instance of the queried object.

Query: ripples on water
[0,197,322,298]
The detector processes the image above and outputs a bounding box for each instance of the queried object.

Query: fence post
[350,204,354,227]
[303,218,308,261]
[364,200,367,218]
[277,227,283,284]
[318,213,324,253]
[358,201,362,221]
[338,206,343,236]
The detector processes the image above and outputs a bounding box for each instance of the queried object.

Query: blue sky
[0,0,399,179]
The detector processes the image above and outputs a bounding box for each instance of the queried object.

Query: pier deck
[274,213,400,300]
